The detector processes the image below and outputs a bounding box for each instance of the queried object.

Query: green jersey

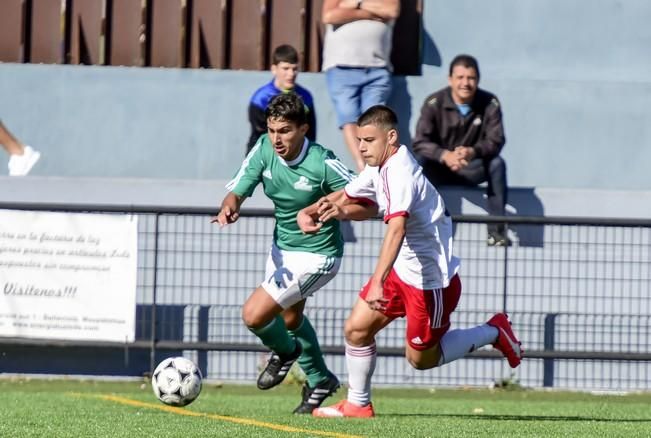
[226,135,354,257]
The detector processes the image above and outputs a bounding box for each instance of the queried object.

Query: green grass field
[1,378,650,437]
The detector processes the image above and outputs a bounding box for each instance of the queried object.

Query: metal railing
[1,202,650,390]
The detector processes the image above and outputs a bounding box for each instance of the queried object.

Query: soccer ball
[151,356,203,407]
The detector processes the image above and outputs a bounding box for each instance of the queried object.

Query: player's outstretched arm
[211,192,244,227]
[298,190,378,234]
[318,190,378,222]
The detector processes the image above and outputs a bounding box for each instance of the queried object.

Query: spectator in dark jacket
[246,45,316,154]
[413,54,510,246]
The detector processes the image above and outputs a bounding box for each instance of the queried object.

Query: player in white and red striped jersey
[298,105,523,418]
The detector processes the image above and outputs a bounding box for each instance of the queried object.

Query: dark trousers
[422,156,508,234]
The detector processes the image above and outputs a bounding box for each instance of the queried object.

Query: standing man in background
[321,0,400,172]
[246,45,316,154]
[413,54,511,246]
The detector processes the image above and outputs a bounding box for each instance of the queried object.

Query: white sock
[438,324,498,366]
[345,341,376,407]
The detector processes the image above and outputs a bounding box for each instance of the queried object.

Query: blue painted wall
[1,0,650,192]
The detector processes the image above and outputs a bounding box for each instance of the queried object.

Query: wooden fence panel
[188,0,227,69]
[306,0,323,72]
[0,0,422,73]
[27,0,63,64]
[0,0,25,62]
[148,0,184,67]
[391,0,422,75]
[68,0,103,65]
[268,0,306,70]
[230,0,266,70]
[106,0,144,66]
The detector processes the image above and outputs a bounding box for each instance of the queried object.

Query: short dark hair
[272,44,299,65]
[357,105,398,132]
[449,54,480,80]
[265,93,307,126]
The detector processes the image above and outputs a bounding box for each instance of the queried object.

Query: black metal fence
[1,202,650,391]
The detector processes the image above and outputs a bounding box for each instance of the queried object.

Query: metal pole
[502,221,509,314]
[149,213,161,374]
[543,314,558,387]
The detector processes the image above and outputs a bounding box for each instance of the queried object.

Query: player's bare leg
[345,297,395,345]
[405,343,443,369]
[280,299,306,330]
[241,287,302,390]
[313,298,393,418]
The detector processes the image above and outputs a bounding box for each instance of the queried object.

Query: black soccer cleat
[293,372,341,414]
[256,342,303,390]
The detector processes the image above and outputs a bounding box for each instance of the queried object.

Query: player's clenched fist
[297,209,322,234]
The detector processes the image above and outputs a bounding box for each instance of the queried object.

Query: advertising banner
[0,210,138,342]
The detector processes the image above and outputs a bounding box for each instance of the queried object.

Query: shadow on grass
[384,413,651,423]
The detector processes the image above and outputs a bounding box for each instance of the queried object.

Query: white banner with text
[0,210,138,342]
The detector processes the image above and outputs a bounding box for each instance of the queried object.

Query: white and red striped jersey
[344,145,460,289]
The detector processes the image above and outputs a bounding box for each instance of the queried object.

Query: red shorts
[359,270,461,351]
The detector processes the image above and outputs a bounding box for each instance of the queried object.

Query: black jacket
[412,87,505,163]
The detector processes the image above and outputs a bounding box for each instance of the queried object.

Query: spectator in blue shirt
[246,45,316,154]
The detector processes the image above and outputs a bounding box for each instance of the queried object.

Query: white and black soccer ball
[151,356,203,407]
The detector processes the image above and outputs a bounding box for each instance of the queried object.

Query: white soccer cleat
[8,146,41,176]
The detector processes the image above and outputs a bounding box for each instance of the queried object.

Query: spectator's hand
[364,280,388,312]
[297,209,322,234]
[441,150,464,172]
[211,206,239,227]
[450,146,475,170]
[454,146,476,161]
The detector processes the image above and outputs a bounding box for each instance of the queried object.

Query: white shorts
[261,243,341,309]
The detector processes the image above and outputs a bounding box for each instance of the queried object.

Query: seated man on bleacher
[412,54,510,246]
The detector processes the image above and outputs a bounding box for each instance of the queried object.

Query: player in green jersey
[213,93,374,414]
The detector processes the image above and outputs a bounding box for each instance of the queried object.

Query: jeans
[422,156,508,234]
[325,67,392,127]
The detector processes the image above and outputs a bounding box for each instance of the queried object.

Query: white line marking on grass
[68,393,363,438]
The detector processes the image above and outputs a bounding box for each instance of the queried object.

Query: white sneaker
[8,146,41,176]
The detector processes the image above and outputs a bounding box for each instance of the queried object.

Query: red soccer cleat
[312,400,375,418]
[487,313,523,368]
